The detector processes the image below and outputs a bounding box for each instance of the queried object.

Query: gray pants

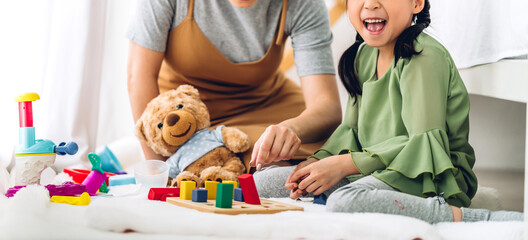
[253,166,454,224]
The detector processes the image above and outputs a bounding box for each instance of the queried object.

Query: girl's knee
[252,166,294,198]
[326,186,370,213]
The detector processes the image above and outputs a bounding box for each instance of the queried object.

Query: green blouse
[312,33,477,207]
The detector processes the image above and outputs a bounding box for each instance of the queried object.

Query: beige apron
[158,0,324,171]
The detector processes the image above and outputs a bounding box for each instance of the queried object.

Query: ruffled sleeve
[311,95,362,160]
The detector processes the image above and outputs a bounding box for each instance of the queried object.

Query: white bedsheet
[0,184,523,240]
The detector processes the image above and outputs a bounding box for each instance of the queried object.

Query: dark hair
[338,0,431,101]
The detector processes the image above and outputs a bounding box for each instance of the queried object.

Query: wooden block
[238,174,260,205]
[314,193,327,205]
[234,188,244,202]
[166,198,304,215]
[223,180,237,198]
[204,181,218,200]
[216,183,233,208]
[192,189,208,202]
[180,181,196,200]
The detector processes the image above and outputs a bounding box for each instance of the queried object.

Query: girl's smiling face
[348,0,424,51]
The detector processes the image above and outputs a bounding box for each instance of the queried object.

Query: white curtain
[0,0,136,172]
[427,0,528,68]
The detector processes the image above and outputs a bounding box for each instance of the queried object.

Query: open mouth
[364,18,386,33]
[170,123,192,138]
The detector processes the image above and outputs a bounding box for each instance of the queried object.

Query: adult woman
[127,0,341,171]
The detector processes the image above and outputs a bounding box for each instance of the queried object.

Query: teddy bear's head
[135,85,210,157]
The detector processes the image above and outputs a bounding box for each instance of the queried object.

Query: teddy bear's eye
[157,123,163,129]
[176,104,183,109]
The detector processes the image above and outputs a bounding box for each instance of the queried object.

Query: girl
[253,0,523,223]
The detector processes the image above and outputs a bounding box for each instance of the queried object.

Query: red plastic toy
[148,187,180,201]
[63,168,115,186]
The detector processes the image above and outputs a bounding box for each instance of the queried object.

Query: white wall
[469,95,526,171]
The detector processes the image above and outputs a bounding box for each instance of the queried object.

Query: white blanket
[0,184,523,240]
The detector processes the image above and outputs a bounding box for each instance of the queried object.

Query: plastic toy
[192,188,208,203]
[108,174,136,187]
[82,153,108,195]
[5,182,86,198]
[14,93,78,185]
[97,146,125,174]
[63,168,116,186]
[216,182,234,208]
[50,192,90,206]
[234,188,244,202]
[148,187,180,201]
[314,194,327,205]
[238,174,261,205]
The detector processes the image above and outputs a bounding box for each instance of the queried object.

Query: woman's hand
[286,154,358,199]
[249,125,302,169]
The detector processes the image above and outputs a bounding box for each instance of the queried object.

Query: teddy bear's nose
[166,113,180,127]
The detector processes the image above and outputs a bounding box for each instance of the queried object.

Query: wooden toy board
[166,198,303,215]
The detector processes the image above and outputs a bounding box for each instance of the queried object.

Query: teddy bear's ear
[134,118,147,142]
[177,84,200,99]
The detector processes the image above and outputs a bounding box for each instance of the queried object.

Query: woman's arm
[127,42,166,160]
[284,74,342,142]
[250,74,342,167]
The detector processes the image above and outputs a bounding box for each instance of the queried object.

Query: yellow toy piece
[15,93,40,102]
[223,180,237,198]
[205,181,218,200]
[50,192,91,206]
[180,181,196,200]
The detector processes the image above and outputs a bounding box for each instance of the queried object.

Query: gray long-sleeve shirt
[126,0,335,76]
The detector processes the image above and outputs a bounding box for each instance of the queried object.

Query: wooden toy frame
[166,198,303,215]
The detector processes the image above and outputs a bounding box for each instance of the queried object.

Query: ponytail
[394,0,431,60]
[338,33,364,102]
[339,0,431,101]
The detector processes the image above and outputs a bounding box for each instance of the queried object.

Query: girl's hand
[284,158,318,191]
[287,154,357,199]
[250,125,302,169]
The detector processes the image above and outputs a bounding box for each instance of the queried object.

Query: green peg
[88,153,104,174]
[99,182,109,193]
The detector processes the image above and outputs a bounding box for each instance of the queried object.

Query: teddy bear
[134,84,250,187]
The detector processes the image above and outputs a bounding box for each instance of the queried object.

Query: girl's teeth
[365,19,384,23]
